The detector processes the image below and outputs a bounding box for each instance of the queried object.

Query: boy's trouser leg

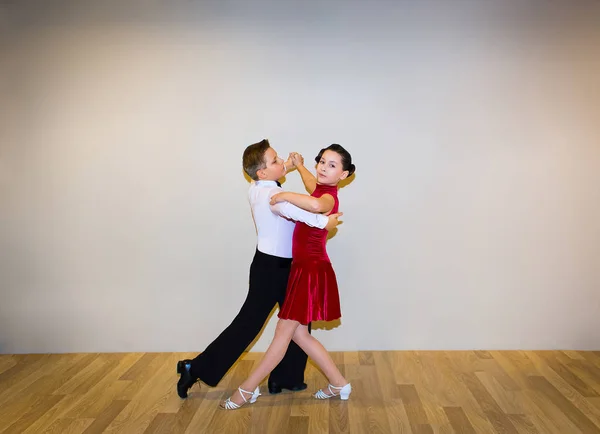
[188,250,291,386]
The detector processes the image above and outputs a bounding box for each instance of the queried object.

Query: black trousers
[189,249,311,387]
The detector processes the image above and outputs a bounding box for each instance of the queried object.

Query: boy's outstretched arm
[284,153,296,173]
[270,195,342,230]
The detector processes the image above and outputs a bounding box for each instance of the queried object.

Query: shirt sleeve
[268,189,328,229]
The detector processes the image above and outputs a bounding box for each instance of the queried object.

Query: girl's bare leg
[222,319,299,407]
[291,325,347,388]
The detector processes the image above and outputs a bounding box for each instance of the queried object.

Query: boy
[177,139,341,398]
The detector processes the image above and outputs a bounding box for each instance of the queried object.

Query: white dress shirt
[248,180,328,258]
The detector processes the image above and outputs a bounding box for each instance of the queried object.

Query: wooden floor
[1,351,600,433]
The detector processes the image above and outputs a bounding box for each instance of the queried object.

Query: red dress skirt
[278,184,341,325]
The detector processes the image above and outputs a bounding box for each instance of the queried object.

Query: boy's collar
[255,179,281,187]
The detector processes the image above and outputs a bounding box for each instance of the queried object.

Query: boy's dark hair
[243,139,270,180]
[315,144,356,176]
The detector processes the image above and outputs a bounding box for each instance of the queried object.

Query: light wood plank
[0,350,597,434]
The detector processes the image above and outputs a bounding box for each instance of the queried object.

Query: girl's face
[316,150,349,185]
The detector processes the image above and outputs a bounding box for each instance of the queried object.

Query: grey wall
[1,0,599,353]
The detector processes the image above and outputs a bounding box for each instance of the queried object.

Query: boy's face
[257,147,286,181]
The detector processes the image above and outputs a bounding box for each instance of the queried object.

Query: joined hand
[291,152,304,167]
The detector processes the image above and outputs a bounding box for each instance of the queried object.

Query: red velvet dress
[278,183,341,325]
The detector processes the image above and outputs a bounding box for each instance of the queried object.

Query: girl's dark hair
[314,144,356,176]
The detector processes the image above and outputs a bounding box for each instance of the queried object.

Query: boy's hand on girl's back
[325,212,343,231]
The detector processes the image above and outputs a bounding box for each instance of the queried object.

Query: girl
[220,144,356,409]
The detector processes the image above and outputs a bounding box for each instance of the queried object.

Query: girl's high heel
[220,386,261,410]
[314,383,351,400]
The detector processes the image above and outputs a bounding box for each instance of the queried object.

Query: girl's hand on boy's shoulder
[270,192,287,205]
